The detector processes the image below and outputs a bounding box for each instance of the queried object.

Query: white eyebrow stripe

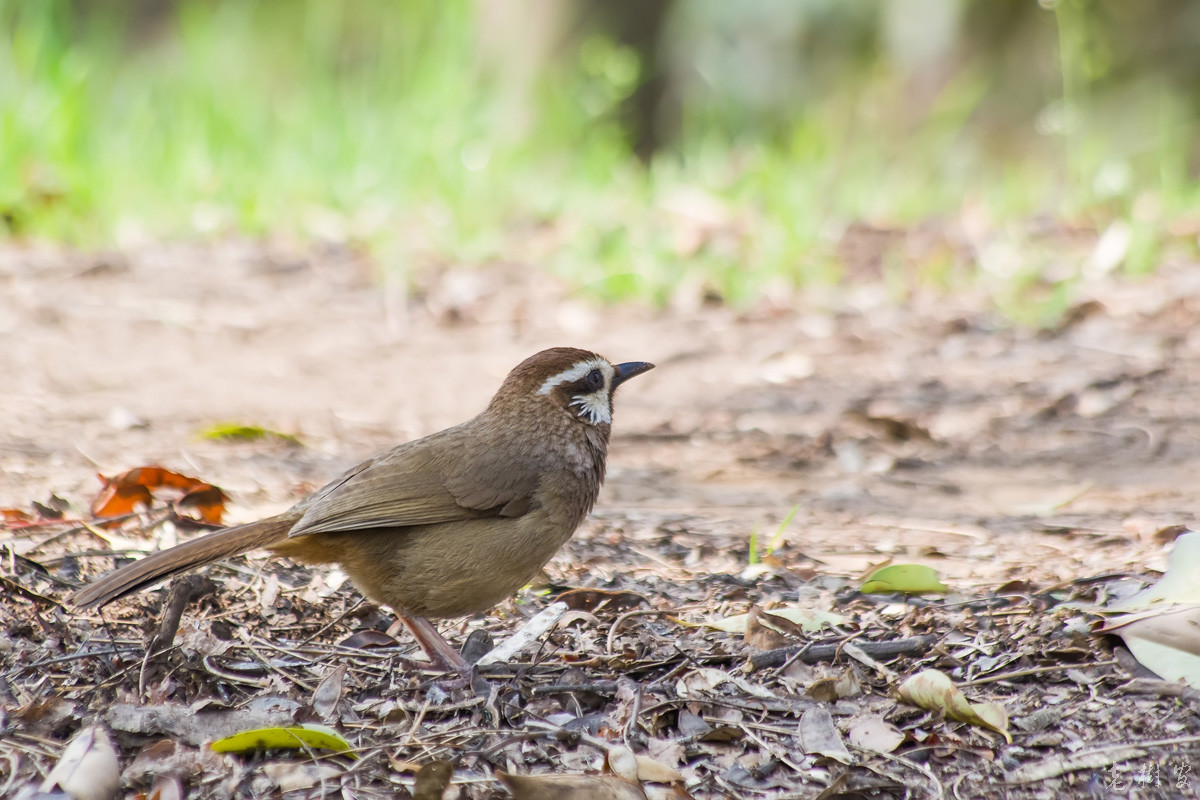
[537,359,613,395]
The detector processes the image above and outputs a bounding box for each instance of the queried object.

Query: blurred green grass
[2,0,1197,319]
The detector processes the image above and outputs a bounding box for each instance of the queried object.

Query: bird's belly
[277,514,577,619]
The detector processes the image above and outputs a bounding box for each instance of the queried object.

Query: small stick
[748,635,936,671]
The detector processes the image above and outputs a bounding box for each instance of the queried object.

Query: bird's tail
[71,515,295,608]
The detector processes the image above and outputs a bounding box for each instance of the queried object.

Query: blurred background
[2,0,1198,321]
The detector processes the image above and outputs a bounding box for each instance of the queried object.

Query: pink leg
[398,614,471,674]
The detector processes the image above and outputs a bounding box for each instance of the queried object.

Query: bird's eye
[585,368,604,389]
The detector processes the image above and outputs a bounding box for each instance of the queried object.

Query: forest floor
[3,239,1200,799]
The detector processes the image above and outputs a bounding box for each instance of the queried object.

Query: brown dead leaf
[498,771,649,800]
[807,668,861,702]
[798,707,853,765]
[1,507,34,524]
[311,665,347,720]
[176,483,229,525]
[90,466,228,524]
[556,588,648,613]
[743,605,791,651]
[412,760,454,800]
[338,629,400,649]
[633,755,685,785]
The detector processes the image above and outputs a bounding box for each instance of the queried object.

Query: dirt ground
[3,240,1200,799]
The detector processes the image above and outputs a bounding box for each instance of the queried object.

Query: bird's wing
[286,427,539,537]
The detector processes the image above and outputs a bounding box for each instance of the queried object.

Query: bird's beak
[612,361,655,389]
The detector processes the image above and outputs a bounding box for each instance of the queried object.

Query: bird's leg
[398,613,471,674]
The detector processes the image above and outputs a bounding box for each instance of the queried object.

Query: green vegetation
[748,505,799,567]
[2,1,1197,316]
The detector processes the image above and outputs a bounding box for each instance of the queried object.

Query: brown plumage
[71,347,654,671]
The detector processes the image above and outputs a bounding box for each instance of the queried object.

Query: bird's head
[493,347,654,427]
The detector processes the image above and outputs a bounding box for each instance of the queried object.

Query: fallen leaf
[475,601,568,666]
[209,723,354,756]
[338,629,400,649]
[41,726,121,800]
[312,665,347,720]
[176,484,229,525]
[699,605,846,634]
[412,760,454,800]
[634,754,685,784]
[744,605,791,651]
[608,745,639,781]
[846,715,904,754]
[897,669,1011,743]
[1,507,34,524]
[497,771,649,800]
[262,762,342,793]
[197,422,301,445]
[91,466,228,524]
[143,774,183,800]
[555,588,648,612]
[861,564,948,595]
[1100,531,1200,686]
[1101,605,1200,687]
[807,668,861,702]
[798,707,853,765]
[1109,530,1200,609]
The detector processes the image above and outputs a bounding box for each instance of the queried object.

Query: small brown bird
[72,348,653,672]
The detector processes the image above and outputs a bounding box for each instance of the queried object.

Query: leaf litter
[3,242,1200,797]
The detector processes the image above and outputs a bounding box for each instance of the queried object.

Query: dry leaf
[497,771,648,800]
[1101,531,1200,686]
[475,601,568,666]
[41,726,121,800]
[700,606,845,635]
[607,745,639,781]
[555,588,648,612]
[261,763,341,793]
[1101,604,1200,686]
[897,669,1011,743]
[744,605,790,651]
[1109,530,1200,609]
[143,774,183,800]
[846,715,904,754]
[412,760,454,800]
[798,707,853,765]
[634,755,685,784]
[91,466,228,524]
[312,665,347,720]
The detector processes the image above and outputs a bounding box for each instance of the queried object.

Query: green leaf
[198,422,301,445]
[861,564,948,595]
[210,724,354,757]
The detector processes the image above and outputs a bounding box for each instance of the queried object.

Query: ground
[3,240,1200,799]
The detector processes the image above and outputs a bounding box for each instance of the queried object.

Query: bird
[71,347,654,673]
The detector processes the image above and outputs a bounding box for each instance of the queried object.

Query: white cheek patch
[570,389,611,425]
[538,358,615,426]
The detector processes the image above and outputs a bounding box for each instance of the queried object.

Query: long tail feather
[71,515,294,608]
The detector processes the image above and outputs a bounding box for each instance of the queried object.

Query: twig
[1123,677,1200,708]
[959,659,1117,686]
[146,574,219,653]
[748,635,936,671]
